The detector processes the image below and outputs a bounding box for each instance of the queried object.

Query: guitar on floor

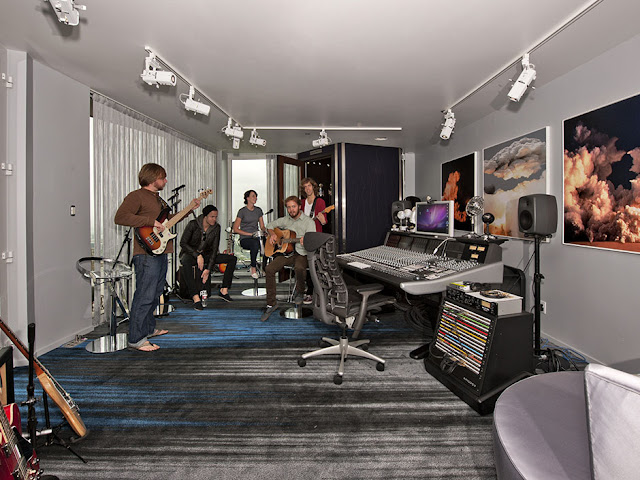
[0,403,39,480]
[135,188,213,256]
[0,318,87,439]
[264,228,301,258]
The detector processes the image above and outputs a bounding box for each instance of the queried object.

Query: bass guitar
[0,403,39,480]
[135,188,213,255]
[0,317,87,439]
[264,228,301,258]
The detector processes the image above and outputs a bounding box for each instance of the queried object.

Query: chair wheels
[376,362,385,372]
[360,343,369,351]
[333,374,343,385]
[297,358,306,367]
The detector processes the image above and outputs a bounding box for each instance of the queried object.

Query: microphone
[171,184,185,193]
[264,208,274,215]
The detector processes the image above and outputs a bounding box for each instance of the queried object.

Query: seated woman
[233,189,266,279]
[180,205,237,309]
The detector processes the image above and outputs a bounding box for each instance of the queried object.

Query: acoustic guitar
[0,318,87,439]
[135,189,213,255]
[0,403,39,480]
[264,228,301,258]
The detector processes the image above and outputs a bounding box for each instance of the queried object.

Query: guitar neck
[164,204,193,230]
[164,189,212,230]
[0,319,44,376]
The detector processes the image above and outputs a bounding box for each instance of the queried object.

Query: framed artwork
[564,93,640,254]
[441,152,476,231]
[483,127,549,239]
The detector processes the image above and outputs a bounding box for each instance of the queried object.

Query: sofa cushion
[584,363,640,480]
[493,372,590,479]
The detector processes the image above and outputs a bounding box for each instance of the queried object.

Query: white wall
[2,51,92,360]
[29,59,92,352]
[415,33,640,370]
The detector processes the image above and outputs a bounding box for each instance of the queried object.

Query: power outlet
[541,301,547,314]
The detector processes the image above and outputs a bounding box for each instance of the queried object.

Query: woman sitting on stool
[233,189,266,279]
[180,205,237,309]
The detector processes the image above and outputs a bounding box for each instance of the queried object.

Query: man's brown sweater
[114,188,174,256]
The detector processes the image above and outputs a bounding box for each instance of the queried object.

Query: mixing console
[337,234,504,295]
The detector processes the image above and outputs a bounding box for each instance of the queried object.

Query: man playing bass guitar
[114,163,201,351]
[260,196,316,322]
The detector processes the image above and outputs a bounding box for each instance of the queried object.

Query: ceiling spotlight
[249,129,267,147]
[140,51,176,88]
[440,109,455,140]
[508,53,536,102]
[312,129,331,148]
[47,0,86,26]
[222,118,244,149]
[181,86,210,116]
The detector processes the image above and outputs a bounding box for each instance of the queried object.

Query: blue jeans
[240,237,262,268]
[129,254,167,346]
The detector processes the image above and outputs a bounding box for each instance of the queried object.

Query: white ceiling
[1,0,639,155]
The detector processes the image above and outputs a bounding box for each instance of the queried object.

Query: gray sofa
[492,363,640,479]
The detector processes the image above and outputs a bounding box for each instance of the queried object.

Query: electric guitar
[0,403,39,480]
[135,189,213,255]
[313,204,334,222]
[0,318,87,439]
[264,228,301,258]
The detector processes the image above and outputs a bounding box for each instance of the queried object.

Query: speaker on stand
[391,200,412,230]
[518,194,557,356]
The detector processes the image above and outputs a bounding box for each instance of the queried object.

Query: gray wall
[415,33,640,369]
[29,60,92,350]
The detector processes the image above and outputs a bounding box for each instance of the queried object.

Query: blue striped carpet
[13,304,496,479]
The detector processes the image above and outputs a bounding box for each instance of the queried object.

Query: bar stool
[280,265,312,319]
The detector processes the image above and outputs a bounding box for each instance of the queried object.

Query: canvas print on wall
[483,128,548,238]
[564,93,640,253]
[441,152,476,231]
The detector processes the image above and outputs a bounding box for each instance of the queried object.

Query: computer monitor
[413,201,454,237]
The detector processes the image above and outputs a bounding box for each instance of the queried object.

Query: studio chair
[297,233,395,384]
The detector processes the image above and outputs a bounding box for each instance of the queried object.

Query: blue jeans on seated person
[129,253,167,347]
[240,237,262,268]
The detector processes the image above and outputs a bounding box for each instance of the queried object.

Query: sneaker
[293,292,304,305]
[303,294,313,305]
[193,301,204,311]
[218,291,233,302]
[260,303,279,322]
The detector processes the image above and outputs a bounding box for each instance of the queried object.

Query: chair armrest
[355,283,384,296]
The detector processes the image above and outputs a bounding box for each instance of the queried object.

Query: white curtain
[266,155,278,222]
[92,93,216,260]
[91,93,216,325]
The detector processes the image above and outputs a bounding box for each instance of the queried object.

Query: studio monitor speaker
[518,194,558,236]
[392,200,412,224]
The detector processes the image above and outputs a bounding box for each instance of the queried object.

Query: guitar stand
[36,391,87,463]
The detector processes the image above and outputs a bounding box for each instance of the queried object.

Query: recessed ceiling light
[374,137,388,141]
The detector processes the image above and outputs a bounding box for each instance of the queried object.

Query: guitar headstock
[324,205,335,213]
[199,188,213,199]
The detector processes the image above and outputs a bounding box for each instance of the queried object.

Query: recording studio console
[337,232,504,295]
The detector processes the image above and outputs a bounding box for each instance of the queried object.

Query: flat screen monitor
[414,201,454,237]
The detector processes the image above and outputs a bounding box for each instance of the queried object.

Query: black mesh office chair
[298,233,395,384]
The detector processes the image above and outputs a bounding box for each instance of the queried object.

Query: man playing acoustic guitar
[260,195,316,321]
[115,163,201,351]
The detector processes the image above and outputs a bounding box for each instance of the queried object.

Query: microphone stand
[24,323,86,468]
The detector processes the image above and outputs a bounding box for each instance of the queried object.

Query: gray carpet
[13,276,497,479]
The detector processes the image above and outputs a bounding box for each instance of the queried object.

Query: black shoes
[261,303,279,322]
[218,291,233,302]
[193,301,204,311]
